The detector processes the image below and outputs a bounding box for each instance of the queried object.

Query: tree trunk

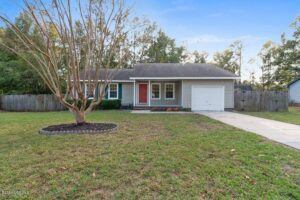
[73,109,86,125]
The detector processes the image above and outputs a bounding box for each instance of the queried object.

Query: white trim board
[78,77,239,82]
[130,77,240,80]
[79,80,134,82]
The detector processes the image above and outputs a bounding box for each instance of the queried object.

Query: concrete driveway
[197,111,300,150]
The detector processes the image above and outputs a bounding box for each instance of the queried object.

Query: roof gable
[288,77,300,87]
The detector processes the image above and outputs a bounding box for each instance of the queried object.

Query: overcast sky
[1,0,300,80]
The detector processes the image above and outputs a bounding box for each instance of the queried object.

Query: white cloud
[184,34,267,45]
[158,5,194,16]
[207,9,243,18]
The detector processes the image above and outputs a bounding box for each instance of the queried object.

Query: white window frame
[151,83,161,100]
[108,83,119,99]
[85,83,95,99]
[164,83,175,100]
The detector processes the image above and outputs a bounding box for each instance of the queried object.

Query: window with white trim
[85,83,95,99]
[165,83,175,100]
[151,83,160,99]
[108,83,118,99]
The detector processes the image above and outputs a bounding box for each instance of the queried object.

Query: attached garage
[191,85,225,111]
[181,80,235,111]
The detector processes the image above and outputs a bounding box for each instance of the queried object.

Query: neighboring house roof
[234,84,253,91]
[80,63,239,81]
[287,77,300,87]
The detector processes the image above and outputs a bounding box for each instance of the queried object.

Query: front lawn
[0,111,299,199]
[242,106,300,125]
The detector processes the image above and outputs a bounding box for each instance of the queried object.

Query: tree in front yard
[0,0,134,124]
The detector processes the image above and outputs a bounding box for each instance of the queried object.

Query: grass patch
[0,111,299,199]
[242,106,300,125]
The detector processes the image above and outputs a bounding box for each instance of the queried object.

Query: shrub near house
[67,99,121,110]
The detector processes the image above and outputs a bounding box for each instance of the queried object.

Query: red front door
[139,84,148,104]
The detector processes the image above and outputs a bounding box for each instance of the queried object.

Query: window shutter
[118,83,122,99]
[105,85,108,99]
[95,84,99,99]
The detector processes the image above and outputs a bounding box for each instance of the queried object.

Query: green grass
[0,111,299,199]
[242,106,300,125]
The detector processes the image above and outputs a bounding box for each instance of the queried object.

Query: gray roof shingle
[131,63,238,78]
[80,69,133,80]
[80,63,239,81]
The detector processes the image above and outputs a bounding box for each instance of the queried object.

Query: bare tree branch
[0,0,132,124]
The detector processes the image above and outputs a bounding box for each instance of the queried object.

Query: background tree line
[259,17,300,90]
[0,12,244,94]
[1,12,299,94]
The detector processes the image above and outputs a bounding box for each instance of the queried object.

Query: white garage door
[191,85,224,111]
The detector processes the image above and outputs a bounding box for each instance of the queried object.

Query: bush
[100,99,121,110]
[66,99,121,110]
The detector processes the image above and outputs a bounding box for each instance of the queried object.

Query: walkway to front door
[139,83,148,104]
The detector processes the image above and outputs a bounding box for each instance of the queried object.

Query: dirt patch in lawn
[119,120,172,143]
[194,116,226,131]
[137,121,172,140]
[87,187,113,199]
[40,123,117,135]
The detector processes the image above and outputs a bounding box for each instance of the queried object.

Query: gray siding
[121,82,134,105]
[178,81,182,106]
[134,81,181,106]
[182,80,234,108]
[150,81,180,106]
[289,80,300,103]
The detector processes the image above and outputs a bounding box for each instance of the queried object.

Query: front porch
[133,79,183,108]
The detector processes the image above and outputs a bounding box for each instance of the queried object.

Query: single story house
[288,77,300,104]
[82,63,239,111]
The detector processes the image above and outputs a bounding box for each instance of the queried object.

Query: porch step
[133,106,150,110]
[133,106,188,112]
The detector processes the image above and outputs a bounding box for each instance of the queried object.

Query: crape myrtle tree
[0,0,135,124]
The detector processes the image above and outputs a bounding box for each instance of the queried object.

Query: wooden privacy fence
[234,90,288,112]
[0,95,66,111]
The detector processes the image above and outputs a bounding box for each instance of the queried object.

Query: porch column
[133,80,136,106]
[148,80,151,107]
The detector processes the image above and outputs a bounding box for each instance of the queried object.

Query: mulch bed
[39,123,118,135]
